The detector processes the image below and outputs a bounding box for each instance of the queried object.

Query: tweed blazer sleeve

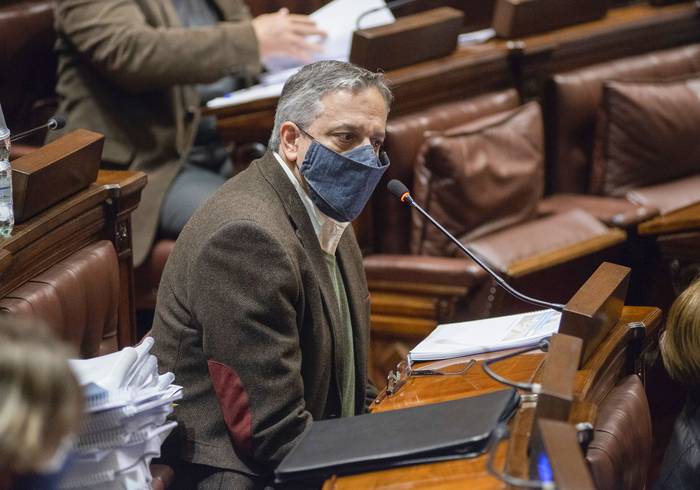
[189,219,311,469]
[55,0,261,93]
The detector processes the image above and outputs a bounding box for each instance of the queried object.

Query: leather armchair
[586,374,652,490]
[0,240,175,489]
[545,42,700,210]
[363,90,628,385]
[545,42,700,308]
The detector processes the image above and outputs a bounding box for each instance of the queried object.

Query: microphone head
[47,116,66,131]
[387,179,410,201]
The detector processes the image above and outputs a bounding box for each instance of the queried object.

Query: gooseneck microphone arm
[387,179,564,312]
[9,116,66,144]
[482,338,551,393]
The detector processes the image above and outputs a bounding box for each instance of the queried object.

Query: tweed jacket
[149,152,376,480]
[49,0,261,265]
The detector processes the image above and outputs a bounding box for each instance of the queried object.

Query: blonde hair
[0,316,83,475]
[661,277,700,387]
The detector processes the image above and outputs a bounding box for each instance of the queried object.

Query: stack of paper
[60,338,182,490]
[408,309,562,363]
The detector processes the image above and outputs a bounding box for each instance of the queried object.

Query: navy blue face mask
[298,134,390,222]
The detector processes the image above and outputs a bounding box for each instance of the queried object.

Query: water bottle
[0,103,13,238]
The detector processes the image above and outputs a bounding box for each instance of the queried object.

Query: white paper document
[408,309,562,363]
[206,0,394,109]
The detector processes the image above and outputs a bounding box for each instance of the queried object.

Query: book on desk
[274,388,519,486]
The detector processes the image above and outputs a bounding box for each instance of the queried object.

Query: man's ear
[279,122,301,163]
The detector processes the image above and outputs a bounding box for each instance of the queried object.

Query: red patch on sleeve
[207,360,253,458]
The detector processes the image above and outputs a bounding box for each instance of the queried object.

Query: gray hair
[268,60,393,150]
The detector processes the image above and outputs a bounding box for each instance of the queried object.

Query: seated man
[50,0,324,266]
[150,60,392,488]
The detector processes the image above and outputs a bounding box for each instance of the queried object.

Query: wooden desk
[0,170,146,347]
[638,202,700,236]
[322,306,661,489]
[209,2,700,144]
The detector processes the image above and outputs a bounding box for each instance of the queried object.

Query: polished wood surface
[533,334,582,422]
[638,202,700,236]
[493,0,607,39]
[11,129,103,223]
[560,262,630,366]
[536,419,596,489]
[0,169,146,347]
[323,306,660,489]
[350,7,463,72]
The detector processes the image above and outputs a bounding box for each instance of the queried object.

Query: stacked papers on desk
[61,337,182,490]
[409,309,561,363]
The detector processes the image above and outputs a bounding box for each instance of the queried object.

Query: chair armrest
[363,254,489,290]
[538,194,659,228]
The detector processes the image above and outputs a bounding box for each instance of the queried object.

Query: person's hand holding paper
[253,8,326,69]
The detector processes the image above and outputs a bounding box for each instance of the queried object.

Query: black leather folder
[274,388,519,486]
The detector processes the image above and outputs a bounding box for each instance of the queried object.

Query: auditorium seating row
[363,42,700,382]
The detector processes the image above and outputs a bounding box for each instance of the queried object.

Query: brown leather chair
[0,0,58,155]
[362,90,629,383]
[365,90,628,314]
[545,42,700,211]
[0,240,174,490]
[586,374,652,490]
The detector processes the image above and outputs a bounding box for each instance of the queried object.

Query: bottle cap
[0,102,9,140]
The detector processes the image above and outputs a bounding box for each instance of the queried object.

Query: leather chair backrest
[586,374,652,490]
[0,0,57,142]
[375,89,520,254]
[545,43,700,195]
[0,240,120,357]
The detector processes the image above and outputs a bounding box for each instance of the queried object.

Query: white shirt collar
[273,151,349,255]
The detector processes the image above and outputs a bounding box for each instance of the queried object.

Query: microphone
[10,116,66,143]
[387,179,565,312]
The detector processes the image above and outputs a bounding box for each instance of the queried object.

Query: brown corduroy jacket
[149,152,376,483]
[49,0,261,265]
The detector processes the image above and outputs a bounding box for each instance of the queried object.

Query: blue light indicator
[537,452,554,483]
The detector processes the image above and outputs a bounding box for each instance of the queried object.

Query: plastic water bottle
[0,103,13,238]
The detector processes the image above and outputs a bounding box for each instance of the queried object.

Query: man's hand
[252,8,326,64]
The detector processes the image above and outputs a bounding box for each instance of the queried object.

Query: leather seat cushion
[412,102,544,257]
[587,375,652,490]
[627,173,700,215]
[591,77,700,197]
[0,240,119,357]
[468,209,609,273]
[548,43,700,194]
[376,90,520,254]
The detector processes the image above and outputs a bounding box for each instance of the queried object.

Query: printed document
[408,309,561,363]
